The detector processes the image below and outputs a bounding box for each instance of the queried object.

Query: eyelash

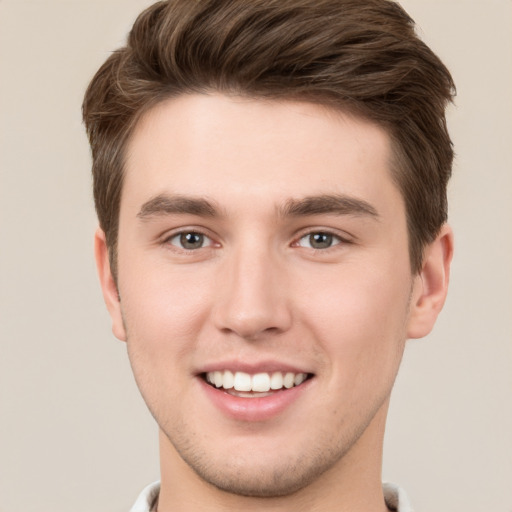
[164,230,215,251]
[295,231,347,251]
[162,228,352,252]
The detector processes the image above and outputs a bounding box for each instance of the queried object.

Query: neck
[157,402,391,512]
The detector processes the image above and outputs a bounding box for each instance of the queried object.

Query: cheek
[300,261,412,376]
[118,261,215,386]
[121,256,209,330]
[120,271,211,417]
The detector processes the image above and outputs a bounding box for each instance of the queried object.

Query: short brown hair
[83,0,455,278]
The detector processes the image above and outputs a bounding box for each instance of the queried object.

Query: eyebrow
[137,194,220,219]
[136,192,379,221]
[280,194,379,219]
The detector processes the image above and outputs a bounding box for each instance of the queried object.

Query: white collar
[130,481,413,511]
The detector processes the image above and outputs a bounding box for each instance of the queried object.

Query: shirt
[130,481,413,511]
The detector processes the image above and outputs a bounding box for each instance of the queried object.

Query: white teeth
[234,372,252,391]
[205,370,308,393]
[213,371,223,388]
[270,372,283,390]
[294,373,306,386]
[283,372,295,389]
[222,370,234,389]
[252,373,271,392]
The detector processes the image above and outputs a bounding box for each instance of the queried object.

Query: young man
[83,1,455,510]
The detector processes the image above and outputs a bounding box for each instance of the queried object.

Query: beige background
[1,1,511,511]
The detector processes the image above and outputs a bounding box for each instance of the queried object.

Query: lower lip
[199,377,312,422]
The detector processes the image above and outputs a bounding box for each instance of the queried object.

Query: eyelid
[297,233,341,250]
[161,227,219,250]
[158,225,353,252]
[170,232,213,248]
[292,227,354,247]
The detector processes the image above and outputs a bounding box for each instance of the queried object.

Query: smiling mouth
[202,370,313,398]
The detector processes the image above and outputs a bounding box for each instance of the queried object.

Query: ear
[407,224,454,339]
[94,228,127,341]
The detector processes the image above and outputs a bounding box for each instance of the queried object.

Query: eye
[297,232,342,250]
[167,231,213,250]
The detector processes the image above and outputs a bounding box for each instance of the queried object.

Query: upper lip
[196,360,313,376]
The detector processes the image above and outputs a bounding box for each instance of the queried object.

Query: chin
[189,457,332,498]
[168,430,351,498]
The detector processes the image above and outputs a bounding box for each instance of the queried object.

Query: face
[97,94,449,498]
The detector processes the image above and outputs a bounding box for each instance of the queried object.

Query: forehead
[122,93,399,216]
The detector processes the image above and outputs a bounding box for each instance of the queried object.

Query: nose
[213,244,292,340]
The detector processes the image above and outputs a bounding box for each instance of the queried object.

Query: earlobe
[407,224,454,339]
[94,228,127,342]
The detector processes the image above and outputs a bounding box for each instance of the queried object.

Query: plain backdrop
[1,1,511,511]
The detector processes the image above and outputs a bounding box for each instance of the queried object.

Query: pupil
[310,233,332,249]
[180,232,203,249]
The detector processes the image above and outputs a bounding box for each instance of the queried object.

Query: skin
[96,94,453,512]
